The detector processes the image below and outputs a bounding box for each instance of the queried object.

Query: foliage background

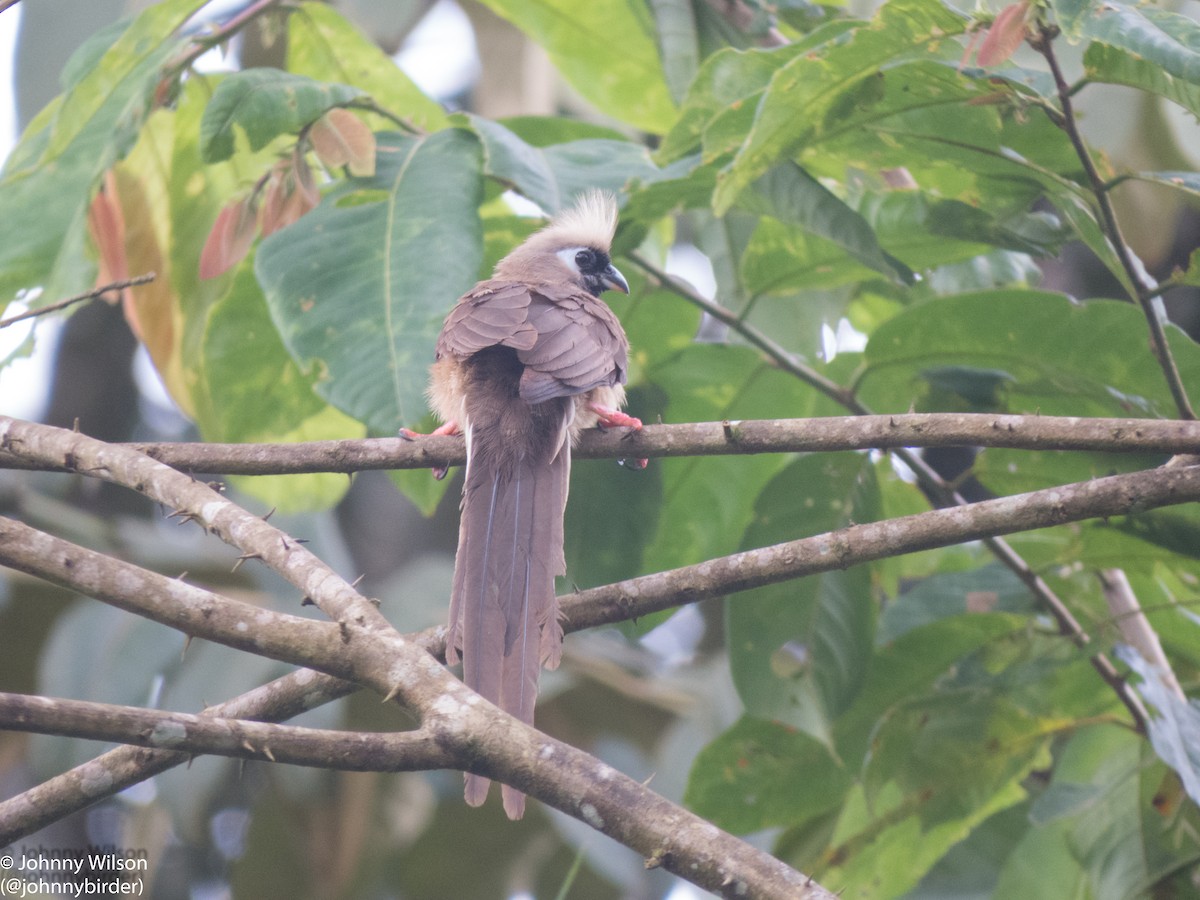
[3,0,1200,897]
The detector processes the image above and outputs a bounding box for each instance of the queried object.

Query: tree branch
[556,460,1200,635]
[0,413,1195,474]
[0,417,832,900]
[6,432,1195,837]
[0,667,358,846]
[0,693,446,771]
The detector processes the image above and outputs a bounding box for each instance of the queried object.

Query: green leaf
[835,613,1025,764]
[877,563,1036,643]
[1052,0,1200,84]
[1003,724,1168,900]
[563,417,663,590]
[865,691,1049,827]
[199,68,365,163]
[287,1,449,131]
[713,0,970,213]
[1129,170,1200,202]
[648,0,701,104]
[728,454,879,745]
[456,115,665,212]
[656,25,854,164]
[858,292,1200,418]
[0,0,202,304]
[640,345,823,575]
[1085,44,1200,120]
[821,777,1028,897]
[738,163,909,282]
[475,0,677,134]
[684,716,853,833]
[255,129,484,434]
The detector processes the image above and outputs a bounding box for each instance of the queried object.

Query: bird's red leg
[586,403,647,469]
[400,420,460,480]
[587,402,642,431]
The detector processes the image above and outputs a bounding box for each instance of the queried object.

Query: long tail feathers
[449,437,568,819]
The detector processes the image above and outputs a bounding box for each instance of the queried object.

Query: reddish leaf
[199,196,258,279]
[978,1,1030,67]
[259,157,320,237]
[87,170,129,293]
[309,108,376,177]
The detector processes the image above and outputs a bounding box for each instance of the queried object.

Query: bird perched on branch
[426,191,641,819]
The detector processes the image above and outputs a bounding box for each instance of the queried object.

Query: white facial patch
[555,247,588,276]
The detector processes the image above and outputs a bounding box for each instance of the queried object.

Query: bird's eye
[575,249,597,270]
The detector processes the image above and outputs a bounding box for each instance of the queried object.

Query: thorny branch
[0,417,830,900]
[6,422,1200,839]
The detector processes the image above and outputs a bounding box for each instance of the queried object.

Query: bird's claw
[399,422,459,479]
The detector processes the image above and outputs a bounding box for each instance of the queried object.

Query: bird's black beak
[601,263,629,294]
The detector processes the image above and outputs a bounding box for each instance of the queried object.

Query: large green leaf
[640,344,825,577]
[1085,44,1200,120]
[865,691,1050,826]
[1053,0,1200,85]
[835,612,1026,764]
[0,0,203,305]
[877,563,1036,644]
[820,778,1028,897]
[199,68,364,163]
[1000,725,1181,899]
[455,114,667,212]
[728,453,879,747]
[255,129,484,434]
[857,292,1200,418]
[713,0,970,213]
[475,0,676,134]
[684,715,853,833]
[738,163,908,282]
[655,33,842,164]
[286,1,448,131]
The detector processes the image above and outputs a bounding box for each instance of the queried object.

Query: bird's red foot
[400,421,460,480]
[588,403,642,431]
[587,404,647,469]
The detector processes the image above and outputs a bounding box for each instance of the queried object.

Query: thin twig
[0,274,156,329]
[1034,24,1195,420]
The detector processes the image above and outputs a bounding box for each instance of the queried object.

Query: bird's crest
[530,190,618,252]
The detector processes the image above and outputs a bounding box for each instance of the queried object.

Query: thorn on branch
[262,507,276,521]
[231,552,262,574]
[381,683,402,704]
[300,596,314,607]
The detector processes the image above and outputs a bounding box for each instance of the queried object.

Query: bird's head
[493,191,630,297]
